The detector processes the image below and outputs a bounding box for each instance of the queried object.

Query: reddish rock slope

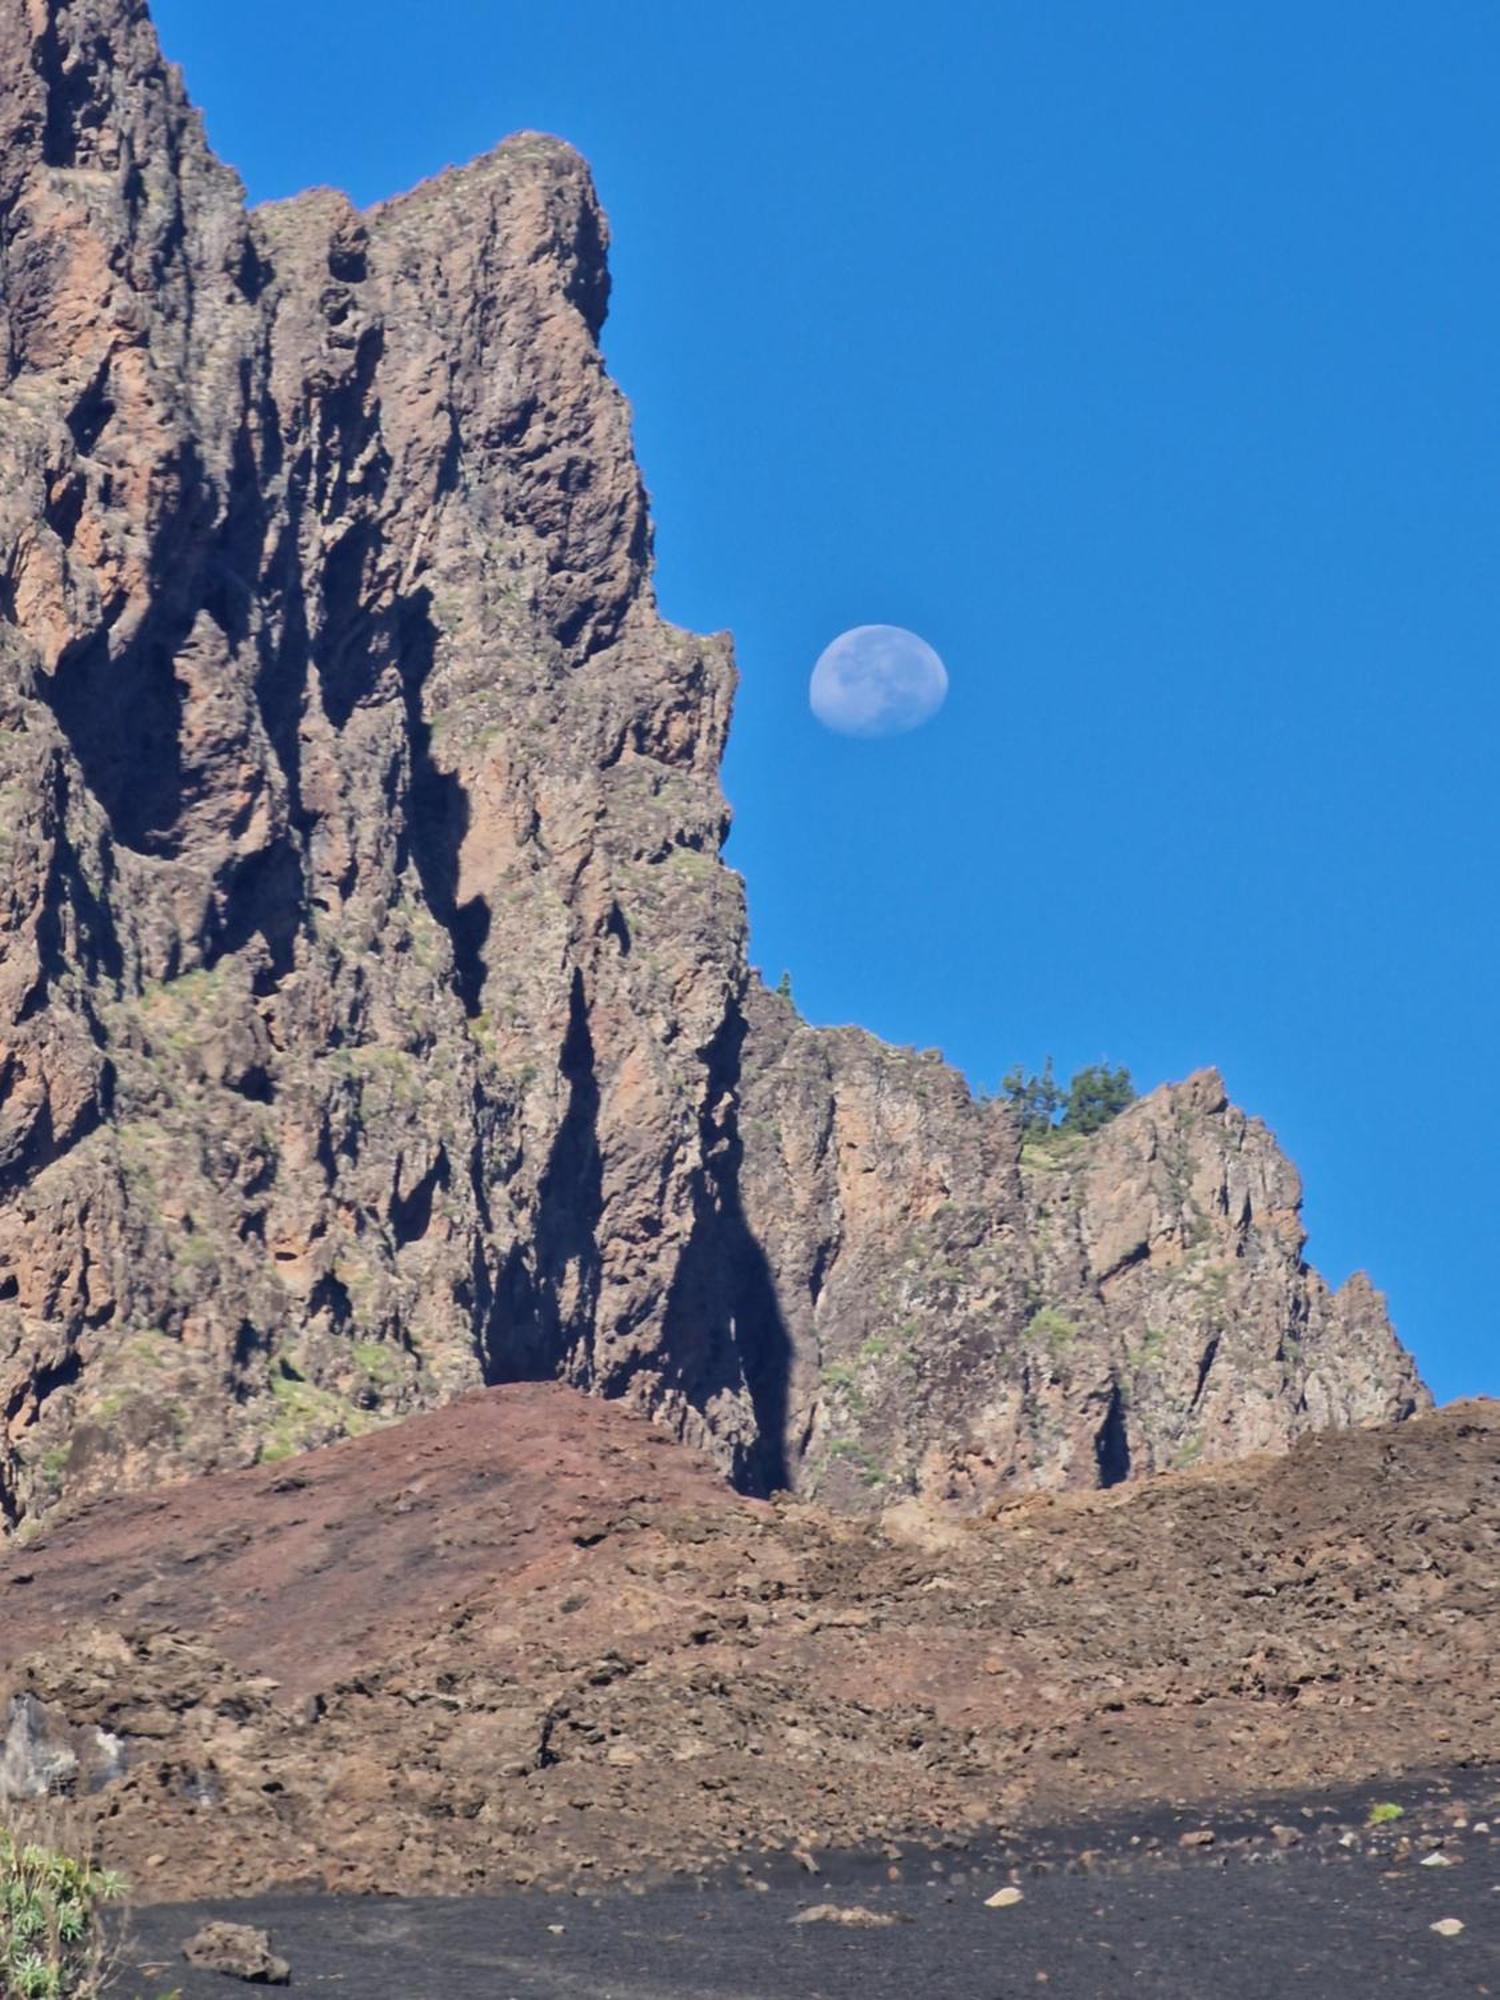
[0,1387,1493,1896]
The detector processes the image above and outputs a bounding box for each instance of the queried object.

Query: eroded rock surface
[741,1010,1426,1509]
[0,0,1425,1526]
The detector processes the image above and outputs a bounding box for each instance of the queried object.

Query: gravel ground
[123,1776,1500,2000]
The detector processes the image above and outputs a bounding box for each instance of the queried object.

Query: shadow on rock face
[657,994,792,1498]
[484,980,793,1498]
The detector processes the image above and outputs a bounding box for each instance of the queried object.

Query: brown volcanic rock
[0,1387,1494,1897]
[0,0,1424,1525]
[0,0,756,1520]
[739,991,1426,1509]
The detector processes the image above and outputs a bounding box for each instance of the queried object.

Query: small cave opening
[1094,1382,1131,1489]
[390,1146,451,1250]
[66,363,116,456]
[1192,1333,1221,1407]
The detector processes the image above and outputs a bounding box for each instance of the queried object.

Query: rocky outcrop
[0,0,1425,1528]
[739,999,1425,1509]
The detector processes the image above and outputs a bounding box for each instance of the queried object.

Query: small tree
[1000,1058,1136,1138]
[1000,1054,1063,1135]
[0,1817,125,1999]
[1060,1062,1136,1135]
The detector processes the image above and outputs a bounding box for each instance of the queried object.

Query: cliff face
[0,0,1427,1528]
[739,1002,1423,1509]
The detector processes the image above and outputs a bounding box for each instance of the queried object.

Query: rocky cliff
[0,0,1427,1529]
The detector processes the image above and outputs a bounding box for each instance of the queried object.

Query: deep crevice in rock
[0,1064,103,1202]
[35,20,107,170]
[66,360,116,457]
[484,968,603,1384]
[46,619,185,851]
[22,788,122,1013]
[306,1272,352,1329]
[42,441,219,853]
[1192,1333,1221,1409]
[211,838,301,982]
[255,507,311,832]
[391,1146,451,1250]
[6,1350,81,1428]
[655,995,792,1498]
[1094,1382,1131,1488]
[314,517,383,729]
[397,587,489,1016]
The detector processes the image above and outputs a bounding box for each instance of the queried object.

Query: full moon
[809,625,948,738]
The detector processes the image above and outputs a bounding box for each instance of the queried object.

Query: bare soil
[1,1387,1495,1903]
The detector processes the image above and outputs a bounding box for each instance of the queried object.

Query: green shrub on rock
[0,1820,125,1999]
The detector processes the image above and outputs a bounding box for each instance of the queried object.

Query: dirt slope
[1,1386,1493,1899]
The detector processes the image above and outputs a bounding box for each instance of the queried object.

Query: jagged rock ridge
[0,0,1426,1527]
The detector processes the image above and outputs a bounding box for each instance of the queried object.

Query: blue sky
[151,1,1497,1403]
